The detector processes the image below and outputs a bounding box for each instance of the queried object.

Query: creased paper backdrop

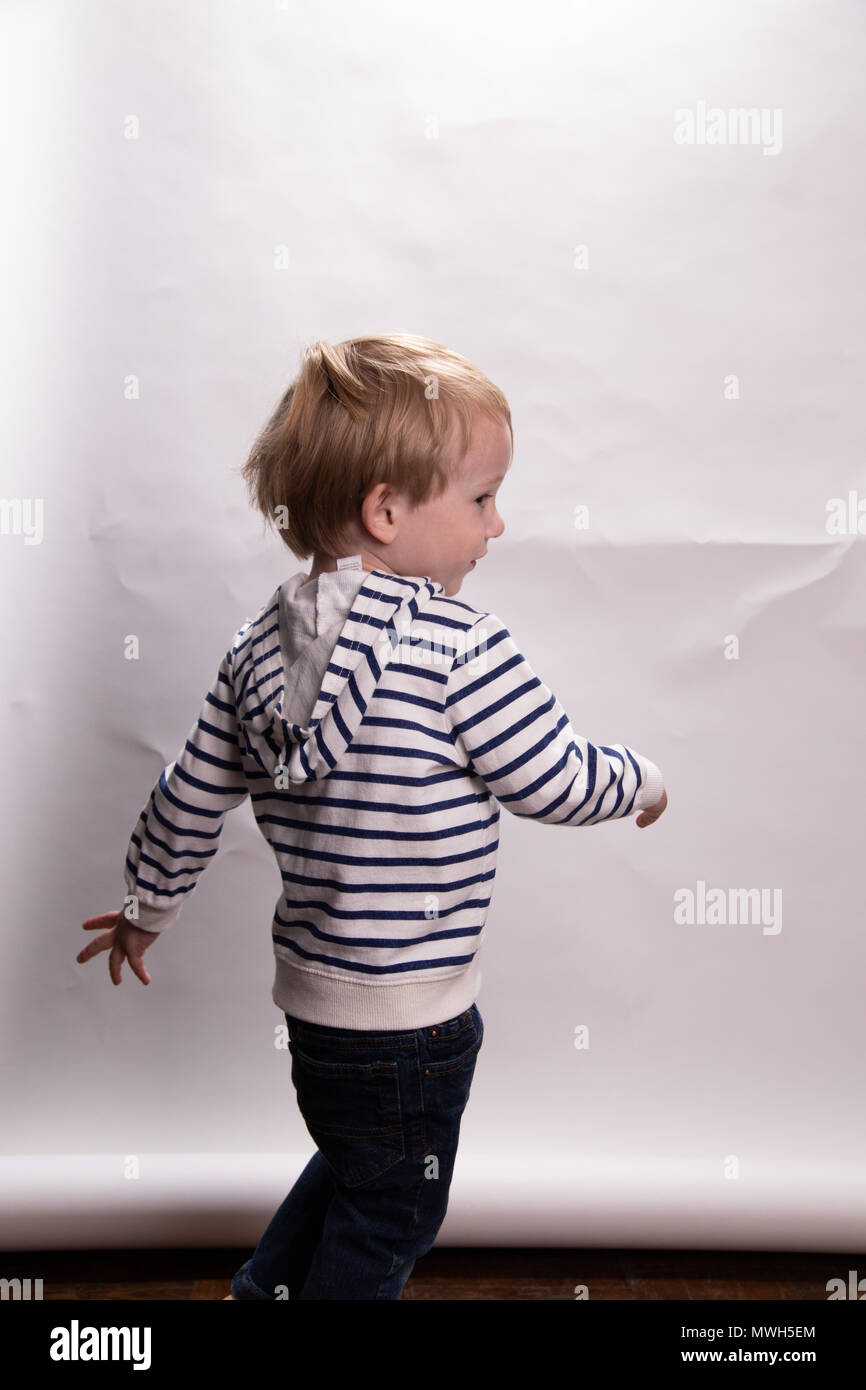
[2,0,865,1252]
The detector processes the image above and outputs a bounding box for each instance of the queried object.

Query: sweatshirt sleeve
[443,612,664,825]
[122,649,250,932]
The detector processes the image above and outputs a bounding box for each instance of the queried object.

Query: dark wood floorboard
[1,1247,859,1299]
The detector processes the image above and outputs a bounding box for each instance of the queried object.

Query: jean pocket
[419,1015,483,1132]
[288,1042,405,1189]
[423,1023,483,1077]
[425,1007,483,1069]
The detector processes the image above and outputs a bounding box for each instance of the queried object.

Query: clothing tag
[336,554,363,570]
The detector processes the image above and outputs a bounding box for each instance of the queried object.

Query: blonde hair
[238,332,513,560]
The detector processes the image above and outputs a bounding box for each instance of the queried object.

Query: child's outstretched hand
[636,787,668,829]
[77,909,161,986]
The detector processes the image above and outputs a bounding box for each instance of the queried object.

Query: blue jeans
[230,1002,484,1300]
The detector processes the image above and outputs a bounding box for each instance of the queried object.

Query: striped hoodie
[122,560,664,1028]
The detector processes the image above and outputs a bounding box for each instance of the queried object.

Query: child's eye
[475,494,491,505]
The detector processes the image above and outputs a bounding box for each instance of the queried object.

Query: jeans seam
[238,1260,274,1300]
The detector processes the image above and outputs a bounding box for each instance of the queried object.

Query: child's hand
[636,787,667,828]
[77,909,161,986]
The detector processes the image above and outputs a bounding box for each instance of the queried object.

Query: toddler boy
[78,333,667,1299]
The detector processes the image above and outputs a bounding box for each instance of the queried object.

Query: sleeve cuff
[123,899,185,933]
[634,758,665,812]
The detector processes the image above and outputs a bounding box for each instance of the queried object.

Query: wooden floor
[3,1246,857,1299]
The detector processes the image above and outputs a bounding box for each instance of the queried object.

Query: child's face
[367,413,511,597]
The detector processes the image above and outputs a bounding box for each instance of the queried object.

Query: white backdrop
[2,0,865,1254]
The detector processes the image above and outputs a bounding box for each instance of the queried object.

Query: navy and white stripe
[123,569,663,1028]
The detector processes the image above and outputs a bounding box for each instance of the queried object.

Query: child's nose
[489,508,505,539]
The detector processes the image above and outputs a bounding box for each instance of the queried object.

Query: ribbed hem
[272,950,483,1029]
[120,899,184,933]
[634,758,665,812]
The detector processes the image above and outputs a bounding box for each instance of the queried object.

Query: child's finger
[109,941,125,986]
[128,955,151,986]
[76,930,113,962]
[82,913,121,931]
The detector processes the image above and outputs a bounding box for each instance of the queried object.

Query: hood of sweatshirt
[234,566,447,784]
